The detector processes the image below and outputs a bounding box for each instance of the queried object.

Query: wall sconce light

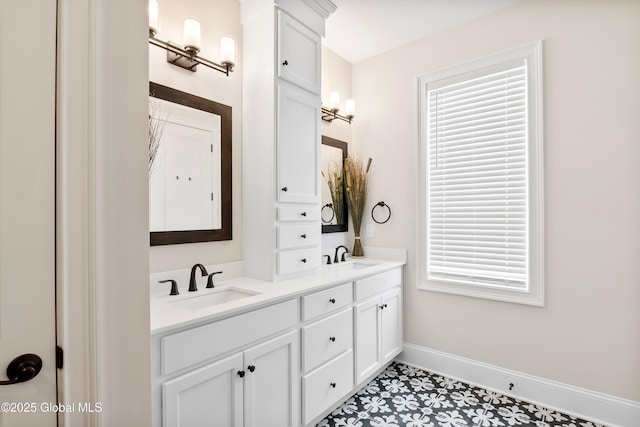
[148,0,235,76]
[322,91,355,124]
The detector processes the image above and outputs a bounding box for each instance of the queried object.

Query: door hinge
[56,346,63,369]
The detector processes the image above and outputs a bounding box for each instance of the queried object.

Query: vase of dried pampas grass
[344,156,372,258]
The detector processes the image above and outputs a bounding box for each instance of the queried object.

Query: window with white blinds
[418,42,544,306]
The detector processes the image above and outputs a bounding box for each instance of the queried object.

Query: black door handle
[237,370,245,378]
[0,354,42,386]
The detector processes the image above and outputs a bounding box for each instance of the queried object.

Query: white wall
[351,0,640,401]
[149,0,243,272]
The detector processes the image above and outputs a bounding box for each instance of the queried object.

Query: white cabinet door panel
[162,353,243,427]
[277,10,321,93]
[277,83,321,204]
[244,331,299,427]
[381,288,402,364]
[355,297,381,385]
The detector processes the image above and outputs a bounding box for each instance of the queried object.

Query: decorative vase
[352,234,364,258]
[344,156,372,259]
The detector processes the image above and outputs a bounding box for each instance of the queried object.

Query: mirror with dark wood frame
[321,136,348,233]
[149,82,232,245]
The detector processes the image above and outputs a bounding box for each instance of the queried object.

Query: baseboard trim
[398,343,640,427]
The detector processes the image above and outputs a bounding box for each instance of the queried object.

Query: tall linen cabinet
[241,0,336,281]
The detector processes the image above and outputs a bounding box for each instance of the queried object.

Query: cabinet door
[277,83,321,204]
[381,288,402,364]
[354,297,381,385]
[162,353,243,427]
[277,10,321,93]
[244,330,299,427]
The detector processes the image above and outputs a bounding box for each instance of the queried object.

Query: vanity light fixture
[148,0,235,76]
[322,91,355,124]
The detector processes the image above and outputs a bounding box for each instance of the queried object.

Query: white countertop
[150,257,405,335]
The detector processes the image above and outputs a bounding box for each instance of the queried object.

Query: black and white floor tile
[316,362,606,427]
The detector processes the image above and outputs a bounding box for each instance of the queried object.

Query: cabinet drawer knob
[281,186,288,192]
[330,382,336,388]
[282,60,288,66]
[329,298,336,304]
[300,234,307,239]
[237,370,245,378]
[301,258,307,263]
[300,212,307,217]
[329,336,336,342]
[247,365,255,373]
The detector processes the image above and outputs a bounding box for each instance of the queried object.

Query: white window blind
[426,61,528,290]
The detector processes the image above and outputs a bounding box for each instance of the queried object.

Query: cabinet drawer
[161,299,298,376]
[277,247,320,276]
[302,282,352,322]
[303,349,354,425]
[278,206,320,222]
[277,224,320,249]
[355,268,402,301]
[302,308,352,373]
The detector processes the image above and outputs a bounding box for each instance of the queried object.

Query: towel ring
[371,201,391,224]
[321,203,335,224]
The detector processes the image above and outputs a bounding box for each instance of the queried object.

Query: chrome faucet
[189,263,208,292]
[334,245,349,263]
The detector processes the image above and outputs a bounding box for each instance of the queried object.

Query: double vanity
[150,255,405,427]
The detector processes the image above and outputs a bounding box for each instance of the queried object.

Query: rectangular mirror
[321,136,348,233]
[149,82,232,245]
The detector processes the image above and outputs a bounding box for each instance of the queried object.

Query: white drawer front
[278,206,320,222]
[277,224,320,249]
[302,282,352,322]
[277,247,321,276]
[161,299,298,376]
[302,308,353,373]
[303,349,354,425]
[355,268,402,301]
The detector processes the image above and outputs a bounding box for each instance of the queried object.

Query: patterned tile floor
[316,362,605,427]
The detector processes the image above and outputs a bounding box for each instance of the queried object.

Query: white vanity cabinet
[151,300,299,427]
[354,270,403,385]
[241,0,335,282]
[151,263,405,427]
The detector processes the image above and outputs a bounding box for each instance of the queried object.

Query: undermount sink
[334,261,380,271]
[171,288,260,310]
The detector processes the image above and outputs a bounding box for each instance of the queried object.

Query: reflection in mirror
[321,136,348,233]
[149,82,232,245]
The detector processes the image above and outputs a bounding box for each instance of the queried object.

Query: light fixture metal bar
[149,35,233,76]
[321,107,353,124]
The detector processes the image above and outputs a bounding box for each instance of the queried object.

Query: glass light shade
[220,37,235,66]
[183,18,201,53]
[329,91,340,111]
[149,0,159,35]
[345,99,356,117]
